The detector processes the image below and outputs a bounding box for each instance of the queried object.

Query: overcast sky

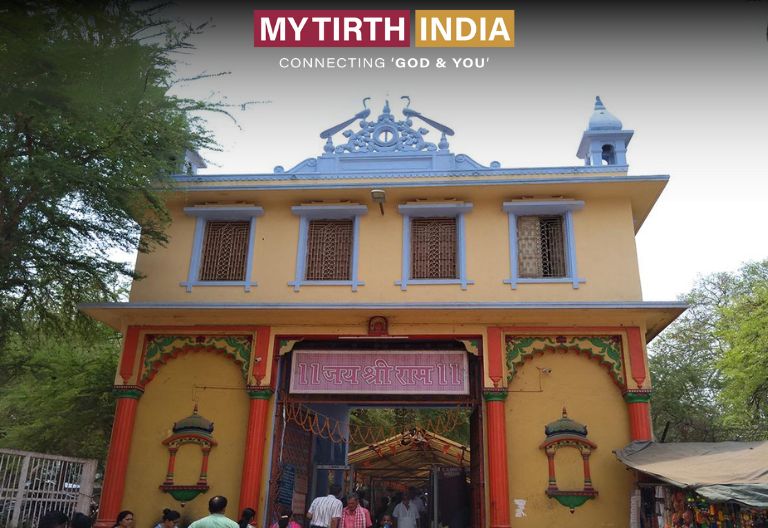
[159,2,768,301]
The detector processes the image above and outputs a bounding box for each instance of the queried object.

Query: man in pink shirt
[341,494,372,528]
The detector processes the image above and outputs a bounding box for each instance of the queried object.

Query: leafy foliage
[0,324,120,462]
[649,260,768,441]
[0,0,260,462]
[0,1,234,341]
[717,262,768,438]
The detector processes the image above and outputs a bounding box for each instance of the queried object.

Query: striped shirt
[307,494,343,528]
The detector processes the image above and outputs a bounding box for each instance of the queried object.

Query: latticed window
[199,221,250,281]
[305,220,353,280]
[411,217,458,279]
[517,215,567,278]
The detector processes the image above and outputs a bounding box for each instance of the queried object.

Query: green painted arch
[140,334,253,385]
[505,335,626,388]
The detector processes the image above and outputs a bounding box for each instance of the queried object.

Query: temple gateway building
[83,97,686,528]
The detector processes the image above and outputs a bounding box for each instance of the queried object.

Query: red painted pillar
[484,389,511,528]
[487,327,504,387]
[199,447,211,485]
[625,391,653,440]
[546,450,557,491]
[582,453,594,490]
[625,327,647,387]
[95,386,143,528]
[625,327,653,441]
[164,448,177,485]
[238,387,273,515]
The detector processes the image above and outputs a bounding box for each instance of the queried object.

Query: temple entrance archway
[266,337,485,528]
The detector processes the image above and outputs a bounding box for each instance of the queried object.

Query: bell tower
[577,96,634,167]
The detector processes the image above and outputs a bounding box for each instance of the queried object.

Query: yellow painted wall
[505,352,633,527]
[112,324,648,527]
[122,353,249,527]
[129,189,643,304]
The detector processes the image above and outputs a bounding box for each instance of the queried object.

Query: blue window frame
[289,204,367,292]
[502,200,585,289]
[396,202,474,291]
[181,205,264,292]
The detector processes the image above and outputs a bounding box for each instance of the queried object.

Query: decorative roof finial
[587,96,622,131]
[439,132,449,151]
[562,407,568,418]
[324,138,334,153]
[594,96,605,111]
[193,403,199,415]
[577,95,633,166]
[383,100,391,114]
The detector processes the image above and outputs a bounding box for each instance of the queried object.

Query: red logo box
[254,10,411,47]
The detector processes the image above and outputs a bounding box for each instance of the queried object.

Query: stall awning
[348,431,469,480]
[614,441,768,508]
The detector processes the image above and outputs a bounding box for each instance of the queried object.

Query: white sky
[147,5,768,302]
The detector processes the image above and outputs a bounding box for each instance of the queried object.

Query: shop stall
[615,441,768,528]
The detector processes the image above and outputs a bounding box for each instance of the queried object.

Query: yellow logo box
[415,10,515,48]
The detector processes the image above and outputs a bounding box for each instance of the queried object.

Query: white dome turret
[588,96,623,131]
[576,96,634,167]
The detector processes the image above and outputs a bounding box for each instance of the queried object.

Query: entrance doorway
[266,338,485,528]
[348,420,472,528]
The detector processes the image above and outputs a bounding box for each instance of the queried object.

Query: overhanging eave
[79,301,686,342]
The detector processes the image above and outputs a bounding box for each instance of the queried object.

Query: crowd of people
[35,485,430,528]
[35,496,256,528]
[305,484,428,528]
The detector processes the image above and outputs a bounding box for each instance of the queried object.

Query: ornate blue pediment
[275,97,497,175]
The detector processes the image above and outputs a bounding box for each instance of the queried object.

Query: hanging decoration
[640,486,768,528]
[280,394,472,446]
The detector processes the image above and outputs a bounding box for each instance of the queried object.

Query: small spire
[562,407,568,418]
[383,100,391,114]
[594,96,605,110]
[193,403,199,415]
[324,137,334,153]
[438,132,449,150]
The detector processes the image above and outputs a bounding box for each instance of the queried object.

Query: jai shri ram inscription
[289,350,469,395]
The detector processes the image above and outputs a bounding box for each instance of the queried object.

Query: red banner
[289,350,469,395]
[254,10,411,47]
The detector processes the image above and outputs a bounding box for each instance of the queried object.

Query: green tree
[0,323,120,461]
[0,1,235,342]
[717,262,768,439]
[649,260,768,442]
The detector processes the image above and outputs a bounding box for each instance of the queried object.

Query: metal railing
[0,449,97,528]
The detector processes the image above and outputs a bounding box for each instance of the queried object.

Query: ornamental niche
[159,405,217,503]
[540,408,598,512]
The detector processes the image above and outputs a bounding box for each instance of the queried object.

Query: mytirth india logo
[253,10,515,47]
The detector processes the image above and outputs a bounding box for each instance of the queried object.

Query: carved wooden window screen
[517,215,566,278]
[305,220,353,280]
[199,221,250,281]
[411,217,457,279]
